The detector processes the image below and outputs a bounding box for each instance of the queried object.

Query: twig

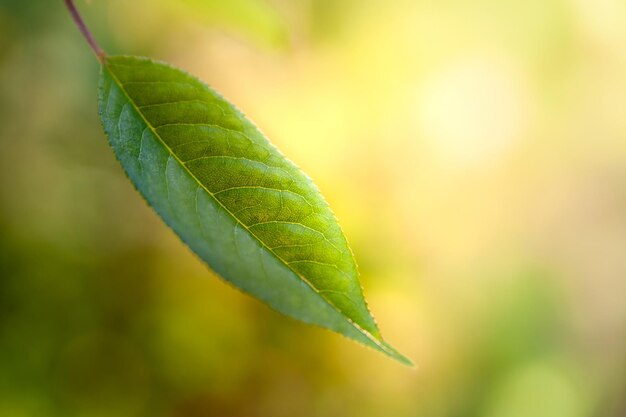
[64,0,106,62]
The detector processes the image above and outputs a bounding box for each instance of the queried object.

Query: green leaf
[98,55,411,366]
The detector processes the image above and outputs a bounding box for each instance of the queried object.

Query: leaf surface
[98,56,410,365]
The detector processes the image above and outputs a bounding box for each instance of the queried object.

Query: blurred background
[1,0,626,416]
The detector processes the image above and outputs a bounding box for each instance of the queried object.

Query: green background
[1,0,625,416]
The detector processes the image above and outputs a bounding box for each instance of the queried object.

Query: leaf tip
[378,340,415,368]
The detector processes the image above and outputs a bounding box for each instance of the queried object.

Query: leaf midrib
[104,63,391,355]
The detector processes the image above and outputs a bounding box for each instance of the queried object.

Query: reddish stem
[64,0,106,62]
